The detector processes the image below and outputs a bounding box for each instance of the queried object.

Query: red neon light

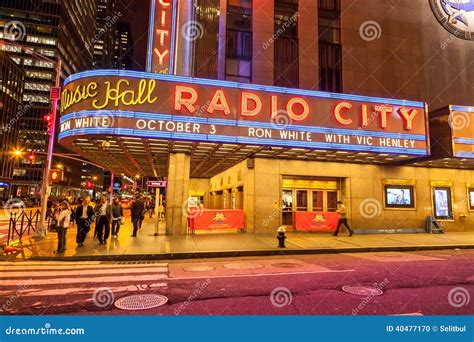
[207,90,231,115]
[334,102,353,125]
[241,93,262,117]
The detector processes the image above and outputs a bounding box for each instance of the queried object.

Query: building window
[318,0,342,92]
[193,0,220,79]
[225,0,252,83]
[274,0,299,88]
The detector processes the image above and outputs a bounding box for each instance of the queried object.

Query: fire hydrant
[277,226,286,248]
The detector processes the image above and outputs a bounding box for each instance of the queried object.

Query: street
[1,249,472,315]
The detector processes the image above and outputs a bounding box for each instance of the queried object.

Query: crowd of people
[48,194,155,254]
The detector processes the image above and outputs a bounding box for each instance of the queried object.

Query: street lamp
[1,39,63,238]
[13,149,23,157]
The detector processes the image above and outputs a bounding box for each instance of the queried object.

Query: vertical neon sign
[146,0,177,74]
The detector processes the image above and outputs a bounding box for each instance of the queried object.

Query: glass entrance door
[281,189,340,227]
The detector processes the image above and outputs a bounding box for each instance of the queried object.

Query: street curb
[16,244,474,262]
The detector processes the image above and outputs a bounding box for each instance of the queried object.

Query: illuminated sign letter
[361,104,369,127]
[375,105,393,129]
[175,86,198,113]
[241,93,262,117]
[398,108,418,131]
[286,98,309,121]
[207,90,231,115]
[334,102,353,125]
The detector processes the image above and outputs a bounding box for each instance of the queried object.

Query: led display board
[59,70,430,156]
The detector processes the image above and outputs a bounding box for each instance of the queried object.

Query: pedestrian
[111,197,124,238]
[54,201,71,254]
[75,196,94,247]
[49,202,61,232]
[94,196,112,245]
[333,201,354,237]
[148,198,155,218]
[130,194,145,237]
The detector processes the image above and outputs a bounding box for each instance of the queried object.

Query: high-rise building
[93,0,119,69]
[0,51,26,201]
[114,21,133,70]
[0,0,98,196]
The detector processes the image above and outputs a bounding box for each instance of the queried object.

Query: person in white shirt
[55,201,71,254]
[334,201,354,237]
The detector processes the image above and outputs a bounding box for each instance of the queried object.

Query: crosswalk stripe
[0,264,168,271]
[0,262,168,267]
[2,283,168,298]
[1,266,168,278]
[0,273,167,286]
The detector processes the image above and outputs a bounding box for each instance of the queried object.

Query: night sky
[120,0,149,70]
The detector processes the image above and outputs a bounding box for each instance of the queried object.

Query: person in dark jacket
[130,194,145,237]
[111,197,124,237]
[75,196,94,246]
[94,196,112,245]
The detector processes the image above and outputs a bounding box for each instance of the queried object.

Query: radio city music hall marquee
[59,70,430,156]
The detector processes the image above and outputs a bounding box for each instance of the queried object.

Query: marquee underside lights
[59,70,430,157]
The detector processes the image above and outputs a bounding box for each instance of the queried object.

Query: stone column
[166,153,191,235]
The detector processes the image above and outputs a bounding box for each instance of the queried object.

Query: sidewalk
[2,217,474,261]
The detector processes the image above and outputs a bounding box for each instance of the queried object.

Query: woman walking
[55,201,71,254]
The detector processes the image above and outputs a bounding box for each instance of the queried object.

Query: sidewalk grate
[342,285,383,296]
[114,294,168,311]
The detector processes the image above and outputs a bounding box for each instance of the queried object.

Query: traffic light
[28,154,35,164]
[43,114,54,135]
[85,181,93,189]
[50,169,62,183]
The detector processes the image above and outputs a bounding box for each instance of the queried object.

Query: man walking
[95,196,112,245]
[130,194,145,237]
[111,197,124,238]
[75,196,94,247]
[333,201,354,237]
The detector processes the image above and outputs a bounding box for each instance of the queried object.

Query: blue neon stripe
[454,138,474,145]
[454,152,474,159]
[146,0,156,72]
[60,110,427,141]
[58,128,428,156]
[63,70,425,108]
[169,0,178,74]
[451,105,474,113]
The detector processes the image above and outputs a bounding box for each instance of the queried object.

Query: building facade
[59,0,473,236]
[0,0,98,196]
[0,51,26,201]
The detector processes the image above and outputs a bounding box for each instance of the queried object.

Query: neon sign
[146,0,177,74]
[59,70,430,156]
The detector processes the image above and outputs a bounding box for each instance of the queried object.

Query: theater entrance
[281,178,341,228]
